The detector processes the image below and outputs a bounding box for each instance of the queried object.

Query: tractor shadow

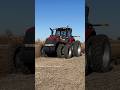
[86,59,119,76]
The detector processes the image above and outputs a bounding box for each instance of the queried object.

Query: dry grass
[110,40,120,58]
[0,35,23,44]
[81,42,85,54]
[35,40,45,58]
[0,35,24,75]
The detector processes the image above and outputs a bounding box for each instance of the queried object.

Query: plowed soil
[35,56,85,90]
[86,60,120,90]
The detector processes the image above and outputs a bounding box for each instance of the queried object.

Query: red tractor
[85,6,111,74]
[41,26,82,59]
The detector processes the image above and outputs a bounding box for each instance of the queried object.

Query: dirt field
[0,74,35,90]
[86,60,120,90]
[35,56,85,90]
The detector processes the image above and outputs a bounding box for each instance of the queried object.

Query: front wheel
[14,51,30,74]
[57,44,65,58]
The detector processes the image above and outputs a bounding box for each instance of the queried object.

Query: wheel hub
[68,48,72,57]
[77,46,81,55]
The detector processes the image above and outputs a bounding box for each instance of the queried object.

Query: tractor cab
[56,27,72,37]
[50,27,72,39]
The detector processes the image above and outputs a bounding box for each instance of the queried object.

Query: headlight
[44,44,55,46]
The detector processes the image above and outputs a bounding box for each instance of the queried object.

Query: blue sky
[35,0,85,42]
[0,0,34,35]
[87,0,120,40]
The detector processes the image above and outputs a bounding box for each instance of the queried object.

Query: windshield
[55,30,72,37]
[55,30,67,36]
[67,30,71,37]
[61,31,66,36]
[55,30,60,36]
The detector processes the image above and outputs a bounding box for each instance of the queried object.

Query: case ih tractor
[85,6,111,74]
[41,26,81,59]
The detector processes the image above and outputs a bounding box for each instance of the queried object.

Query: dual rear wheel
[86,35,111,75]
[57,41,81,59]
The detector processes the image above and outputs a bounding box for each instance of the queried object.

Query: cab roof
[56,27,72,31]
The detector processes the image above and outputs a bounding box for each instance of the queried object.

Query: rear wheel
[57,44,65,58]
[85,37,93,75]
[73,41,81,57]
[64,45,72,59]
[86,35,111,72]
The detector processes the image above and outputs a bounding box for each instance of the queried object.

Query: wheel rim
[68,48,72,57]
[103,42,110,68]
[77,45,81,55]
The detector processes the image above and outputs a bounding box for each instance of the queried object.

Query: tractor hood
[44,35,60,47]
[47,35,60,41]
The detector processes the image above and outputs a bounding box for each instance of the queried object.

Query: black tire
[86,35,111,72]
[57,44,65,58]
[85,37,93,75]
[14,51,30,74]
[64,45,72,59]
[73,41,81,57]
